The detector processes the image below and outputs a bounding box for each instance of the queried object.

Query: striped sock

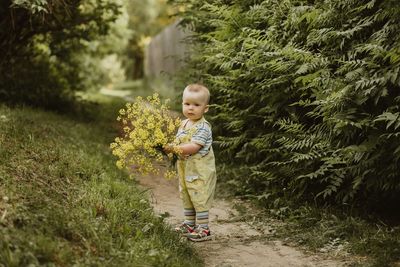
[196,211,209,229]
[184,208,195,226]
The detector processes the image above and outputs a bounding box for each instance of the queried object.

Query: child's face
[182,91,209,121]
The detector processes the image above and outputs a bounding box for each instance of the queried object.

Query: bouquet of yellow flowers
[110,93,181,179]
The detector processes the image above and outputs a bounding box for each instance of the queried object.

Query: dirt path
[137,173,349,267]
[100,89,349,266]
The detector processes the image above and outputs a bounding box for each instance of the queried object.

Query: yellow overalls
[176,118,217,213]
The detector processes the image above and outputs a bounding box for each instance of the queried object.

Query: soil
[137,173,350,267]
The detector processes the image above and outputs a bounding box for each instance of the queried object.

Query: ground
[99,87,350,266]
[137,172,350,267]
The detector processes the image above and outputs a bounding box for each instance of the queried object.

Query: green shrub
[173,0,400,207]
[0,0,122,108]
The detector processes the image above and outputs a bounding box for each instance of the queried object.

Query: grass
[272,205,400,266]
[230,198,400,266]
[215,163,400,267]
[110,78,182,111]
[0,98,202,266]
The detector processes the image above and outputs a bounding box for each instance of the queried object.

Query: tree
[0,0,121,108]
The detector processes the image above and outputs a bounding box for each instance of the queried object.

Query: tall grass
[0,100,202,266]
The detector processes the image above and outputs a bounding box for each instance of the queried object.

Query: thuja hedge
[173,0,400,207]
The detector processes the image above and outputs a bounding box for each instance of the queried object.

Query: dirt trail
[102,89,350,266]
[137,173,348,267]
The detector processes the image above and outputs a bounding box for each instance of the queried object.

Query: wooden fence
[144,19,191,78]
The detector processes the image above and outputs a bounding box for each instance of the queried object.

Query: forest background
[1,0,400,266]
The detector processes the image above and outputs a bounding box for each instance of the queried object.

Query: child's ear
[204,105,209,113]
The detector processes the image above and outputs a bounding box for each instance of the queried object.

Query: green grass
[110,78,182,111]
[232,200,400,267]
[216,162,400,267]
[0,101,202,267]
[273,205,400,266]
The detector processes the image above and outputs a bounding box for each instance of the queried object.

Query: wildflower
[110,93,181,179]
[165,170,177,180]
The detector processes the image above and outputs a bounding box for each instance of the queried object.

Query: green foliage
[0,0,123,108]
[0,103,201,266]
[172,0,400,207]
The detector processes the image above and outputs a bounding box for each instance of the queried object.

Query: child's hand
[163,144,174,154]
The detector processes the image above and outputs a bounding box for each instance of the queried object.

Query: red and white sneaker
[174,223,195,236]
[187,226,212,242]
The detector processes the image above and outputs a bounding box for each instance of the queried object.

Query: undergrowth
[275,206,400,267]
[0,100,202,267]
[216,163,400,267]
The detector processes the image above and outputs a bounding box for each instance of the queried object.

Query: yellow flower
[110,94,181,179]
[116,160,124,169]
[165,170,177,180]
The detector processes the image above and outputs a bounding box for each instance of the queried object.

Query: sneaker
[187,226,212,242]
[174,223,195,235]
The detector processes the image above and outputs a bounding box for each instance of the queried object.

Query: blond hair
[183,84,210,104]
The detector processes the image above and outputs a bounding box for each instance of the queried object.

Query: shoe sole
[188,235,213,242]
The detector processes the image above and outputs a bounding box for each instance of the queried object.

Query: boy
[166,83,217,242]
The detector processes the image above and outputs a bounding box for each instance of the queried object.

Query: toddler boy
[167,83,217,242]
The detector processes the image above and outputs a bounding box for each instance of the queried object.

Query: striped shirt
[176,118,213,156]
